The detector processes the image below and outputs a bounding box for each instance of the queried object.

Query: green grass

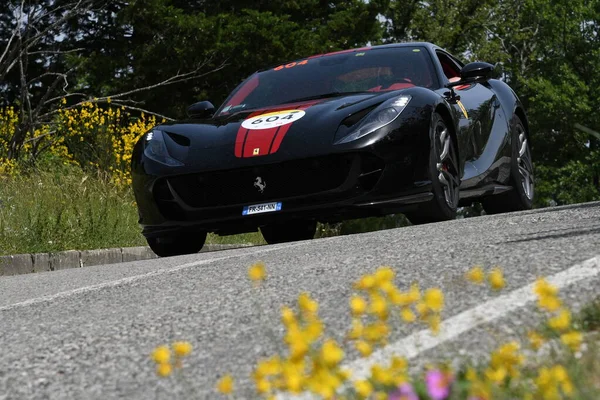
[0,167,263,255]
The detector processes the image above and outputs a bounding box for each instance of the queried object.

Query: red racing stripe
[234,99,325,158]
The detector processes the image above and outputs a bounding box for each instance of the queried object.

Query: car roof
[257,42,447,73]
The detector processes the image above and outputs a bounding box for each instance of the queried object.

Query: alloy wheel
[516,126,534,200]
[435,123,460,209]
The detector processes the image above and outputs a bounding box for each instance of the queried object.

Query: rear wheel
[406,112,460,225]
[482,116,533,214]
[260,220,317,244]
[146,232,207,257]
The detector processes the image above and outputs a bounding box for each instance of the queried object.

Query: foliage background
[0,0,599,253]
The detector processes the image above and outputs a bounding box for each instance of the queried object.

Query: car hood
[153,91,404,170]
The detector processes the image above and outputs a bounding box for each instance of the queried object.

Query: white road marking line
[0,242,304,312]
[278,255,600,399]
[346,255,600,380]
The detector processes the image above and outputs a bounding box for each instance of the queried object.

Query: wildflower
[355,275,376,291]
[217,374,234,394]
[407,283,421,303]
[355,340,373,357]
[560,331,582,352]
[527,331,545,350]
[350,295,367,316]
[354,380,373,398]
[400,307,416,323]
[389,383,419,400]
[151,345,170,364]
[172,341,192,357]
[369,293,388,319]
[248,262,266,282]
[484,366,507,384]
[374,266,395,284]
[538,294,562,312]
[298,292,318,316]
[425,369,452,400]
[347,319,364,340]
[488,267,505,290]
[548,308,571,331]
[321,339,344,367]
[281,306,297,327]
[428,314,441,335]
[156,362,172,377]
[424,288,444,312]
[466,266,485,284]
[534,278,558,298]
[489,342,524,379]
[370,364,394,386]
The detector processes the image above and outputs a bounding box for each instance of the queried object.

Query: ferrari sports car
[131,42,534,256]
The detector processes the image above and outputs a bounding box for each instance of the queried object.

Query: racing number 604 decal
[235,110,306,158]
[241,110,305,130]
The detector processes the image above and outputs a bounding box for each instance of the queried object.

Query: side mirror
[447,62,495,87]
[187,101,215,119]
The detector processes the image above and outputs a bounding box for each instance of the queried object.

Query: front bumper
[134,149,432,238]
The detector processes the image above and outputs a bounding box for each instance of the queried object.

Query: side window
[436,51,462,83]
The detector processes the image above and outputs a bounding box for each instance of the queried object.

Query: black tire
[482,116,534,214]
[260,220,317,244]
[146,231,207,257]
[406,112,460,225]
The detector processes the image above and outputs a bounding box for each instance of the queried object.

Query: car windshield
[217,46,437,115]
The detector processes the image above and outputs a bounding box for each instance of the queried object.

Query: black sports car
[131,42,534,256]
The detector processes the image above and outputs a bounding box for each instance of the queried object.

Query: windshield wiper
[277,91,370,105]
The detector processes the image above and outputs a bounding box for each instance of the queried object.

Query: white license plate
[242,202,282,215]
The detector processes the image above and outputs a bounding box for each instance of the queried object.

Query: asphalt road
[1,202,599,400]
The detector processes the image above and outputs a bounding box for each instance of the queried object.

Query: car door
[434,51,500,180]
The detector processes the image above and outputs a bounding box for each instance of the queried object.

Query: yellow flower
[248,262,266,282]
[371,364,394,385]
[485,366,507,384]
[466,265,485,284]
[355,340,373,357]
[348,319,364,340]
[321,339,344,367]
[281,306,297,327]
[298,292,318,315]
[560,331,582,352]
[350,295,367,316]
[151,345,170,364]
[400,307,416,323]
[527,331,545,350]
[428,314,441,335]
[548,308,571,331]
[368,293,388,320]
[354,380,373,398]
[489,342,524,379]
[374,266,395,283]
[156,362,172,377]
[538,295,562,312]
[217,374,234,394]
[534,278,558,298]
[488,267,505,290]
[255,378,271,394]
[172,341,192,357]
[424,288,444,312]
[355,275,376,291]
[407,283,421,303]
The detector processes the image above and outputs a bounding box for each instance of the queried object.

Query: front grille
[164,154,358,208]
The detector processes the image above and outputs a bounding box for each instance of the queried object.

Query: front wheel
[146,232,207,257]
[260,220,317,244]
[482,116,534,214]
[406,112,460,225]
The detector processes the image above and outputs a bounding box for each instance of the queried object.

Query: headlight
[335,95,411,144]
[143,130,184,166]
